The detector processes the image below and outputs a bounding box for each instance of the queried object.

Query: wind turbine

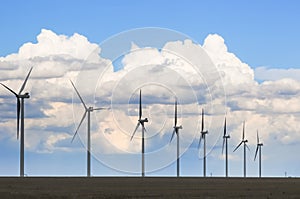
[70,80,108,177]
[0,67,33,177]
[198,108,208,177]
[222,117,230,177]
[233,121,249,178]
[254,130,263,178]
[130,89,148,177]
[170,99,182,177]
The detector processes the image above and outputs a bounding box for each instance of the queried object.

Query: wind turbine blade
[130,122,140,141]
[71,111,87,143]
[170,128,176,143]
[222,138,225,154]
[17,98,20,139]
[70,80,87,110]
[257,130,259,144]
[246,143,250,151]
[198,134,202,149]
[0,83,18,97]
[139,90,142,120]
[224,117,227,137]
[233,141,243,152]
[93,107,110,111]
[174,100,177,127]
[143,125,148,134]
[242,121,245,140]
[0,83,21,139]
[201,108,204,132]
[19,67,33,94]
[254,146,259,161]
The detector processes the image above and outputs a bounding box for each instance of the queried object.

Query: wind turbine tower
[170,99,182,177]
[130,89,148,177]
[233,121,249,178]
[0,67,33,177]
[254,130,263,178]
[198,108,208,177]
[70,80,108,177]
[222,117,230,177]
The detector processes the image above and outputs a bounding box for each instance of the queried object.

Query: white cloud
[255,67,300,81]
[0,29,300,169]
[203,34,255,87]
[260,78,300,97]
[1,29,100,62]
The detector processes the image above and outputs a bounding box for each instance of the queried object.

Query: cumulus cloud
[255,67,300,81]
[0,28,299,167]
[1,29,100,62]
[203,34,255,87]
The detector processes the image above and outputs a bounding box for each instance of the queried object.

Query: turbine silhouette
[198,108,208,177]
[233,121,249,178]
[222,117,230,177]
[70,80,108,177]
[170,99,182,177]
[254,130,263,178]
[1,67,33,177]
[130,89,148,177]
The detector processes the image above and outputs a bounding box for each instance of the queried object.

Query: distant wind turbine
[254,130,263,178]
[222,117,230,178]
[170,99,182,177]
[0,67,33,177]
[70,80,108,177]
[198,108,208,177]
[233,121,249,178]
[130,89,148,177]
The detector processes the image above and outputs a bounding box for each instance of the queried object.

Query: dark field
[0,177,299,198]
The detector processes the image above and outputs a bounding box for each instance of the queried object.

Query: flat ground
[0,177,299,198]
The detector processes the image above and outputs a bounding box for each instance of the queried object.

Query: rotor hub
[19,93,30,98]
[140,118,148,123]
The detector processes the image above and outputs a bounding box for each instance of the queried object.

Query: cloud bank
[0,29,299,174]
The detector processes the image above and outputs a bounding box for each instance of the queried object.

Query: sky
[0,0,300,177]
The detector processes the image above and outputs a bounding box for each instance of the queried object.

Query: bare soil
[0,177,299,198]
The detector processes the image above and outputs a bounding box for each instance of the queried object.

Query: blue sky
[0,1,300,177]
[1,1,299,68]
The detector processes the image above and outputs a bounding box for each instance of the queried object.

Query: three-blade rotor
[0,67,33,139]
[233,121,249,152]
[222,117,228,154]
[254,130,263,161]
[170,99,182,142]
[130,90,148,141]
[70,80,108,142]
[198,108,208,149]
